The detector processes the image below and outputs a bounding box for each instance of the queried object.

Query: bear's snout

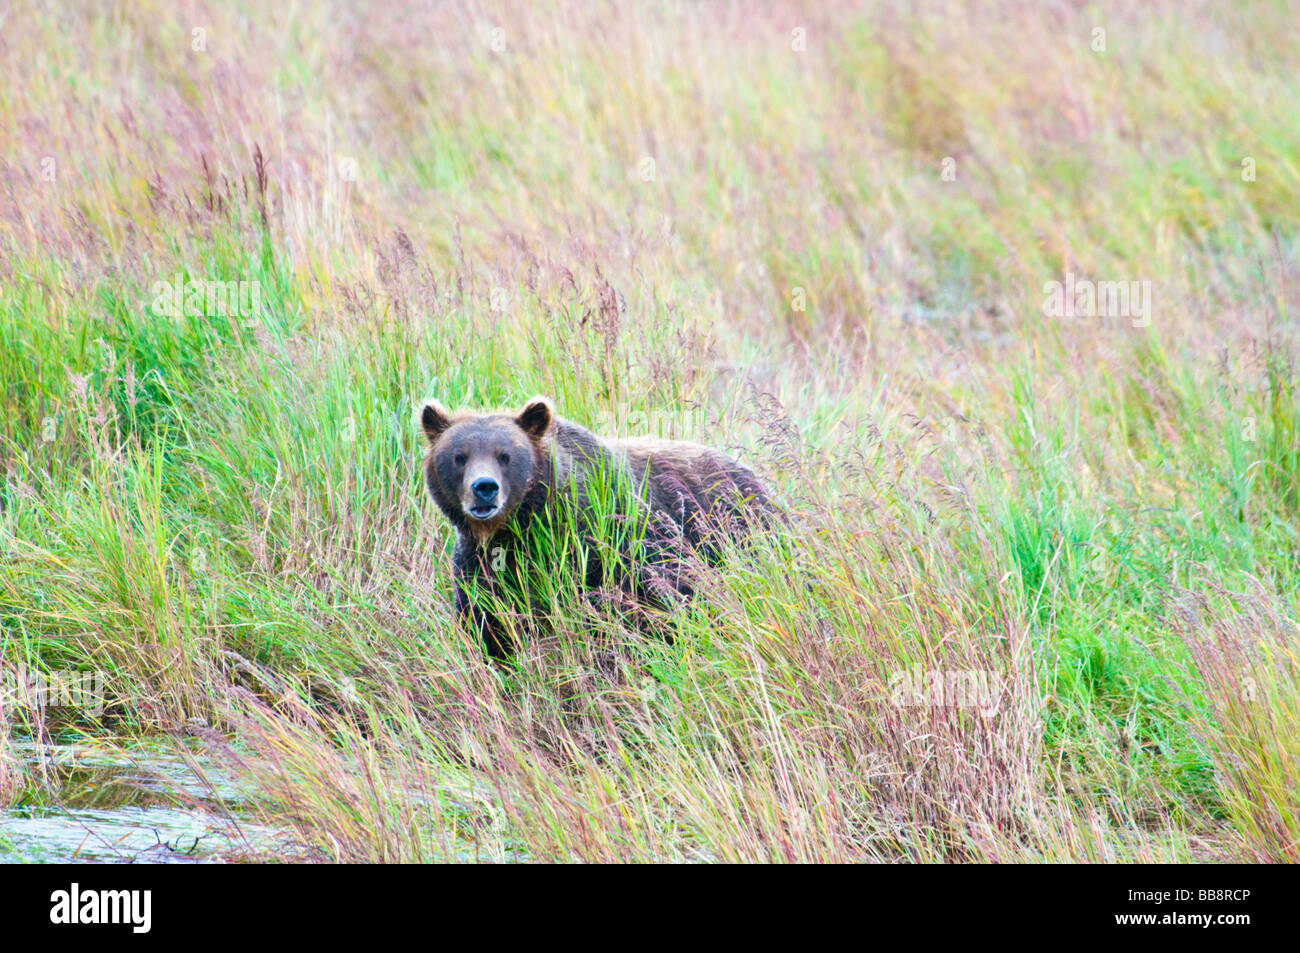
[471,477,499,504]
[465,473,503,520]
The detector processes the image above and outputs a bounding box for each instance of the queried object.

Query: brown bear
[420,396,770,660]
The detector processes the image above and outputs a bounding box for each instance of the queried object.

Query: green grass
[1,0,1298,861]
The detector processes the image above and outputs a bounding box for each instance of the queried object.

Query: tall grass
[1,0,1297,860]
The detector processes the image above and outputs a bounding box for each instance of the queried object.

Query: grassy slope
[1,0,1297,861]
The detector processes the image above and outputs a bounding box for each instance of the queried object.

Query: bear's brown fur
[420,396,770,659]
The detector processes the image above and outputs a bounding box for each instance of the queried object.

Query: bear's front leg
[453,533,516,662]
[454,580,515,661]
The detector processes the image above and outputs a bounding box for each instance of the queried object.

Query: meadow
[1,0,1297,862]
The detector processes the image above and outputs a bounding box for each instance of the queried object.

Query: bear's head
[421,396,555,544]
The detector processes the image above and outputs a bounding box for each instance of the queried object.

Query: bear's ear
[421,400,452,444]
[516,396,554,438]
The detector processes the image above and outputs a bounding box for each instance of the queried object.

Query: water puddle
[2,738,533,862]
[1,739,304,863]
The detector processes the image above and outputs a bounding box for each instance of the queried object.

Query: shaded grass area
[2,0,1298,860]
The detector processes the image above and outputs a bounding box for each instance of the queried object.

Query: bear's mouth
[468,503,500,521]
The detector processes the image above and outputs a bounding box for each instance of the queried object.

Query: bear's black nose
[471,478,499,503]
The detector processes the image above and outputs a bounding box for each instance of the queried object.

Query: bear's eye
[453,453,467,467]
[498,452,510,465]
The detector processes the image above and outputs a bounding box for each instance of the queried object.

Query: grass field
[1,0,1298,862]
